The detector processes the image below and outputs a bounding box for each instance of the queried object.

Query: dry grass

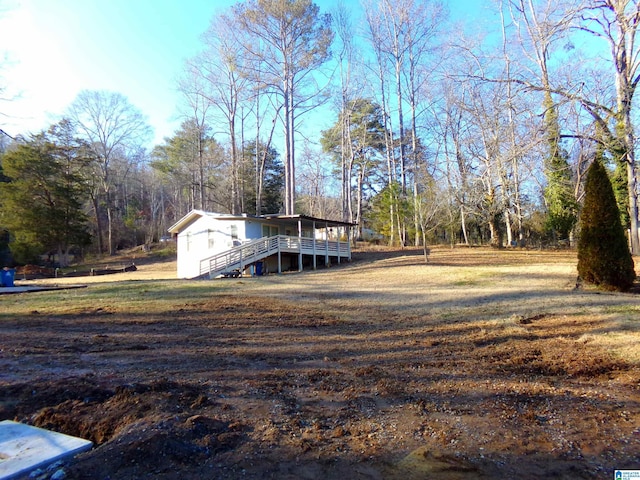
[2,245,639,479]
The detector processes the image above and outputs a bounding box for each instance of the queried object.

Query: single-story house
[167,210,356,279]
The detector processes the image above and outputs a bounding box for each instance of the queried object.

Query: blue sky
[0,0,488,146]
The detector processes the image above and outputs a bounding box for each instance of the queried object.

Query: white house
[168,210,355,279]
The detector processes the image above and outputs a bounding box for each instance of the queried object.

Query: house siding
[176,217,247,278]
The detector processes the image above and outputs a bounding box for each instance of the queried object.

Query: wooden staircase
[198,236,278,279]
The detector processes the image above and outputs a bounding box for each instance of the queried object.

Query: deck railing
[198,235,349,278]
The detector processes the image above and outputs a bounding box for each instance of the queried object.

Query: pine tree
[0,130,91,265]
[577,158,636,291]
[241,141,284,215]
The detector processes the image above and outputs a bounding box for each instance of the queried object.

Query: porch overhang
[260,214,357,230]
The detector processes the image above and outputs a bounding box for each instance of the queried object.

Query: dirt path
[1,247,639,479]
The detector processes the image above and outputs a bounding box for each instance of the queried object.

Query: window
[263,225,279,237]
[208,230,215,249]
[230,225,238,240]
[186,232,192,252]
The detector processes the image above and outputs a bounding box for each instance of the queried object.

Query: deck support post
[312,220,317,270]
[277,236,282,274]
[325,222,330,267]
[298,219,303,272]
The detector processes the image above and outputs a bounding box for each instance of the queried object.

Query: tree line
[1,0,639,267]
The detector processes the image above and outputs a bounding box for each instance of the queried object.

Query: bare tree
[364,0,411,192]
[232,0,334,215]
[402,0,446,246]
[362,0,400,244]
[297,142,340,218]
[455,60,536,248]
[506,0,640,253]
[69,90,151,254]
[177,66,215,211]
[433,79,473,245]
[333,1,358,224]
[508,0,580,244]
[415,166,447,262]
[190,13,253,214]
[362,0,445,246]
[579,0,640,254]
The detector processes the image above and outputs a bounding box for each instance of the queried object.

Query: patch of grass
[449,268,496,287]
[580,331,640,365]
[577,313,640,365]
[0,280,237,318]
[452,279,476,286]
[603,304,640,316]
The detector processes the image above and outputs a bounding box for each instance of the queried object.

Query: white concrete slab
[0,421,92,480]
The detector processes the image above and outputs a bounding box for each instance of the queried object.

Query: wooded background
[1,0,639,266]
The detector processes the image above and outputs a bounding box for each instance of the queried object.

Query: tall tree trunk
[283,76,292,215]
[90,193,104,254]
[394,48,406,194]
[283,76,296,215]
[254,90,261,216]
[617,63,640,254]
[106,192,114,255]
[289,88,296,215]
[409,58,420,247]
[460,206,469,245]
[379,67,397,246]
[230,114,239,214]
[356,166,365,239]
[198,132,205,210]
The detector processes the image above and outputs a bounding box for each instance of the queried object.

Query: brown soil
[1,246,639,479]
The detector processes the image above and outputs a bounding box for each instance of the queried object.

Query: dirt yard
[1,246,639,479]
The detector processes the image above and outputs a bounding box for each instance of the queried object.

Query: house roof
[167,210,215,233]
[167,210,356,234]
[260,214,357,229]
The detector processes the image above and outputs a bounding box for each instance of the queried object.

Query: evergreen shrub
[577,159,636,291]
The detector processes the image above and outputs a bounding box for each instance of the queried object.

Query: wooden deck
[199,235,351,278]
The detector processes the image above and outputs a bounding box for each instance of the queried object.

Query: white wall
[176,217,224,278]
[176,217,254,278]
